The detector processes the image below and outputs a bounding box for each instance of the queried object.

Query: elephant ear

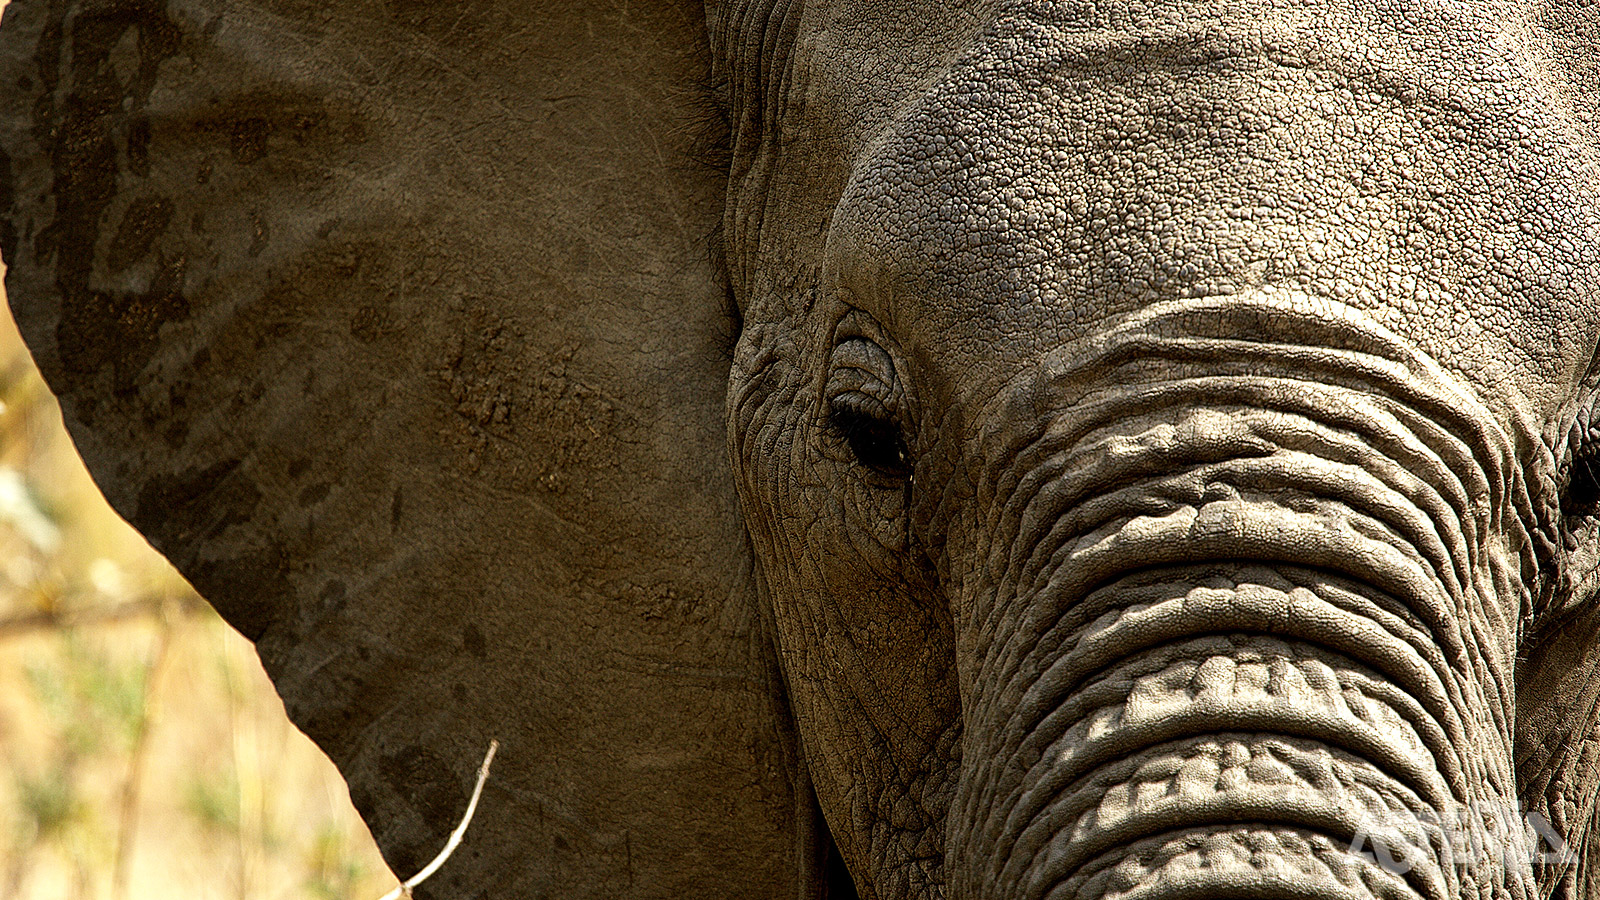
[0,1,820,897]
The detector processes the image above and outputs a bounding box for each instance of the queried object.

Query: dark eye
[829,394,911,478]
[1566,441,1600,519]
[1564,405,1600,520]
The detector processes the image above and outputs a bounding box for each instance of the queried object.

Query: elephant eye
[1565,436,1600,519]
[829,393,911,478]
[1562,405,1600,520]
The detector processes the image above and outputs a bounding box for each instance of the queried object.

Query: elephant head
[4,1,1600,899]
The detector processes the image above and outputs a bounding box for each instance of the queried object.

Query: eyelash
[829,395,911,478]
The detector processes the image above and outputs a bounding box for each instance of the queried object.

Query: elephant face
[719,2,1600,897]
[3,1,1600,899]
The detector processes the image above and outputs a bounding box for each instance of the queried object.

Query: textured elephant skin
[4,1,1600,899]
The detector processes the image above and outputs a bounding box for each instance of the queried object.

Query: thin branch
[378,739,499,900]
[111,618,175,900]
[0,593,207,638]
[218,623,250,900]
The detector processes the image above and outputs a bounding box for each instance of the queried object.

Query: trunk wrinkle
[941,297,1540,900]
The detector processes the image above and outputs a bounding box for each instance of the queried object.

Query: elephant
[4,0,1600,898]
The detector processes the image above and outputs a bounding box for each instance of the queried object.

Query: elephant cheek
[939,301,1545,900]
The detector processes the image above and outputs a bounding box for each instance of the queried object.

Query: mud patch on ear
[57,253,191,395]
[106,195,174,272]
[31,2,185,392]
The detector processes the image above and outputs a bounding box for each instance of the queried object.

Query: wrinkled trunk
[944,297,1545,900]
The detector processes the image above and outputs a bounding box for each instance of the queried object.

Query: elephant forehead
[804,0,1600,421]
[792,0,1555,155]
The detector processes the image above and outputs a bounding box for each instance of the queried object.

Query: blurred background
[0,266,394,893]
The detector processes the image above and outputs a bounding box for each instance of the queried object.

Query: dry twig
[378,739,500,900]
[111,617,175,900]
[0,593,206,638]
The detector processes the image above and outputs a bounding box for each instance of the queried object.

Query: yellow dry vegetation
[0,239,393,896]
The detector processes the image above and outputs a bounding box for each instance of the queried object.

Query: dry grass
[0,259,394,895]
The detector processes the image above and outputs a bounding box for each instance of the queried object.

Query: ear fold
[0,1,819,896]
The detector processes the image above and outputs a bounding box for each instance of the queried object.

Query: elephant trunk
[942,297,1550,900]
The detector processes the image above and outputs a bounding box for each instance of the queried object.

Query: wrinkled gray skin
[3,1,1600,899]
